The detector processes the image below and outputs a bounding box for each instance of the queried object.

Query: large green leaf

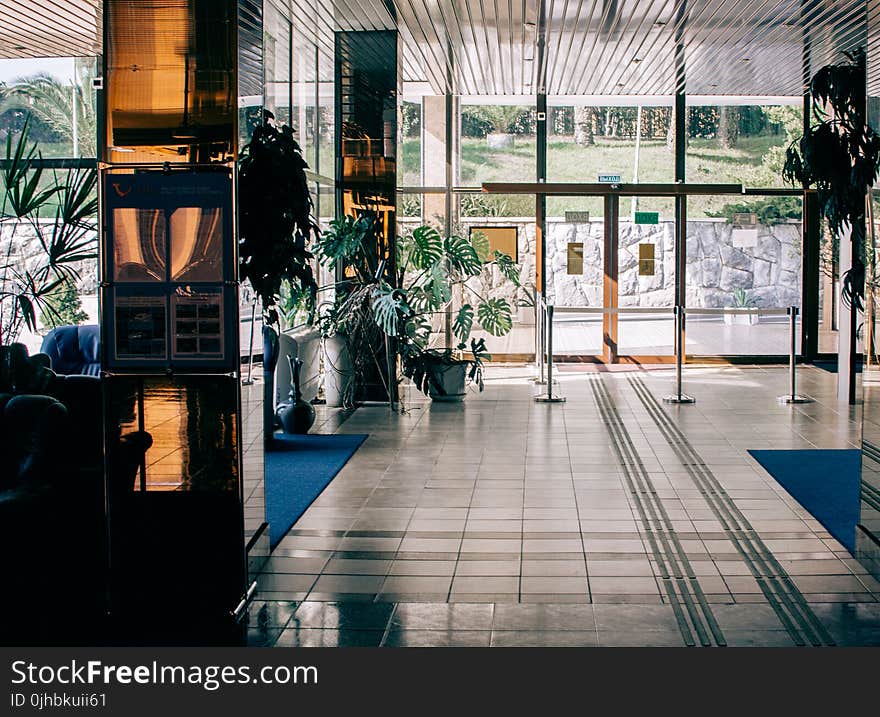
[314,215,372,268]
[477,298,513,336]
[453,304,474,342]
[372,283,408,337]
[470,230,491,263]
[444,234,482,276]
[492,250,521,287]
[423,261,452,308]
[407,225,443,270]
[404,317,432,349]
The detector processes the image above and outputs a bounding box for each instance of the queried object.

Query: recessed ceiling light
[654,20,666,27]
[13,45,26,50]
[632,58,642,63]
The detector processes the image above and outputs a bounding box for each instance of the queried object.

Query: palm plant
[782,48,880,312]
[1,118,97,345]
[0,68,96,157]
[315,217,520,400]
[782,48,880,403]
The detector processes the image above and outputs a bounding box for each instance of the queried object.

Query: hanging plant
[238,110,318,326]
[782,48,880,312]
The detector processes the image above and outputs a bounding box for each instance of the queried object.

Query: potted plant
[315,220,520,403]
[313,212,395,407]
[375,224,520,402]
[725,288,760,326]
[238,110,319,428]
[783,48,880,402]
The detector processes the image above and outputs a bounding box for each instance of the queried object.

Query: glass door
[615,195,677,360]
[544,196,605,358]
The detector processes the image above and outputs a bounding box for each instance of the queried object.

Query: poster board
[470,226,518,262]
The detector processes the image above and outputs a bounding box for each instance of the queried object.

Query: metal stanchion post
[535,304,566,403]
[663,305,695,404]
[778,306,812,404]
[242,298,257,385]
[534,293,546,385]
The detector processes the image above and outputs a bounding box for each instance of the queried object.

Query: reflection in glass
[107,375,239,493]
[114,293,166,359]
[173,289,224,357]
[170,207,223,281]
[105,0,236,163]
[112,208,166,281]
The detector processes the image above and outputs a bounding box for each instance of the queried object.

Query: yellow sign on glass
[567,242,584,274]
[470,226,518,262]
[638,243,655,276]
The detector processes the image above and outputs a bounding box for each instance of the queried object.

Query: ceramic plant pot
[428,361,468,402]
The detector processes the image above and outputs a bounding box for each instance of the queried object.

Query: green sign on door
[634,211,660,225]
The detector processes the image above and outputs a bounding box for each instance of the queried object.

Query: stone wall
[399,216,803,313]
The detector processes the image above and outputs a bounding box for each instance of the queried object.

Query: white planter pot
[323,335,353,407]
[723,313,760,326]
[517,305,535,325]
[487,132,515,149]
[428,362,468,402]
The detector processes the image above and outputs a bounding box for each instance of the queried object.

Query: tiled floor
[247,364,880,647]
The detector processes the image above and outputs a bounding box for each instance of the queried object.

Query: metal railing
[533,303,810,405]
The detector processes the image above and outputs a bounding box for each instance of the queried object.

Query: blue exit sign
[598,173,622,183]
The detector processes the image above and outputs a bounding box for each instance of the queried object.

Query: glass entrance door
[544,196,605,357]
[615,195,676,360]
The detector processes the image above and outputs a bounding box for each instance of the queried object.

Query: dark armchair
[40,324,101,376]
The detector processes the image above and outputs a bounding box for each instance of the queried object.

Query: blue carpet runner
[748,449,861,552]
[265,433,367,548]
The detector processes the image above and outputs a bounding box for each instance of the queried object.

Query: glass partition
[686,101,801,188]
[458,99,536,186]
[686,194,802,356]
[547,101,673,183]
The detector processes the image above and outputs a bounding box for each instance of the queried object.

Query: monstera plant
[315,218,520,403]
[238,110,318,327]
[782,48,880,401]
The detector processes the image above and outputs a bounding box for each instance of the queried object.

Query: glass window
[399,99,422,187]
[686,102,801,189]
[547,101,673,183]
[317,48,334,181]
[294,39,317,170]
[685,195,803,355]
[263,3,291,125]
[458,100,536,186]
[0,56,98,158]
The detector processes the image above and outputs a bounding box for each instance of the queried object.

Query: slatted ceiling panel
[392,0,869,95]
[870,0,880,96]
[1,0,874,96]
[0,0,101,58]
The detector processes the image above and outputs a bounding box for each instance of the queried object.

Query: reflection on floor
[247,365,880,647]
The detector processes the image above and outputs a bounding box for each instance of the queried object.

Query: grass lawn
[399,133,793,218]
